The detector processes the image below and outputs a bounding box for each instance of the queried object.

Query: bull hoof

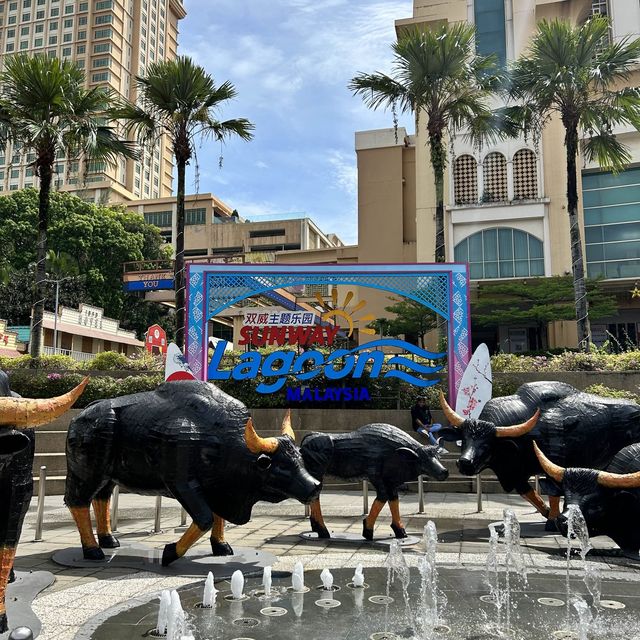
[211,541,234,557]
[0,612,8,634]
[310,518,330,539]
[98,534,120,549]
[162,543,179,567]
[9,567,15,583]
[362,518,374,541]
[391,524,408,539]
[545,519,559,532]
[82,545,105,561]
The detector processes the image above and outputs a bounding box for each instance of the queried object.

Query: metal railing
[42,346,94,363]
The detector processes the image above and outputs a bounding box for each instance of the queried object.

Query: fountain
[292,561,307,593]
[352,564,365,588]
[262,566,272,598]
[201,572,217,608]
[230,570,245,600]
[165,590,185,640]
[320,568,334,591]
[418,520,447,637]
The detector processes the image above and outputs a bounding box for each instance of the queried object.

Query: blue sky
[180,0,414,245]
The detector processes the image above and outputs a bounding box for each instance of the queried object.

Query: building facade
[0,0,186,203]
[358,0,640,352]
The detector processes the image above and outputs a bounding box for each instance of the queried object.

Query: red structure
[145,324,167,359]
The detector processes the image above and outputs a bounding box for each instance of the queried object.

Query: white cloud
[328,150,357,197]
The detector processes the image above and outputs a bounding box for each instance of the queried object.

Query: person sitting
[411,396,446,454]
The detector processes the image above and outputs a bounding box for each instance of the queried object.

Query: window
[513,149,538,200]
[77,44,85,53]
[8,1,17,9]
[34,36,42,46]
[186,208,206,225]
[5,42,14,51]
[22,0,29,7]
[93,57,110,67]
[50,7,59,17]
[8,13,15,22]
[249,228,285,239]
[63,17,72,27]
[94,42,110,53]
[62,46,71,56]
[77,29,86,39]
[49,20,57,29]
[0,172,4,180]
[76,59,85,68]
[62,32,71,41]
[94,13,111,24]
[25,168,33,177]
[584,167,640,279]
[35,22,43,32]
[19,24,27,34]
[144,210,172,227]
[474,0,506,68]
[91,71,109,82]
[20,11,28,20]
[95,0,112,8]
[35,8,42,17]
[10,169,19,178]
[48,34,57,44]
[94,27,111,38]
[454,228,545,279]
[482,152,508,202]
[64,4,73,13]
[19,39,27,48]
[79,2,88,10]
[78,15,86,24]
[453,155,478,205]
[6,26,14,36]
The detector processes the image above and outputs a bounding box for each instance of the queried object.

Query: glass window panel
[583,183,640,208]
[602,222,640,242]
[604,241,640,261]
[499,261,514,278]
[513,230,528,258]
[606,260,640,279]
[586,244,604,261]
[514,259,529,277]
[484,261,498,278]
[469,263,484,279]
[454,240,468,264]
[498,228,513,260]
[483,228,497,260]
[583,167,640,191]
[474,0,506,67]
[529,236,543,259]
[588,262,606,277]
[585,226,603,243]
[530,259,545,276]
[584,203,640,226]
[468,233,483,262]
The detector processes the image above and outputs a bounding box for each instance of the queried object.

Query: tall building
[0,0,186,203]
[358,0,640,352]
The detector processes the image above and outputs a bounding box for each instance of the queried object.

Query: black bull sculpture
[535,442,640,555]
[0,372,87,633]
[301,424,448,540]
[64,380,320,566]
[439,381,640,528]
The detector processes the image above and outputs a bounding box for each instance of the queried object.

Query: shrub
[86,350,162,371]
[0,354,79,370]
[584,384,639,403]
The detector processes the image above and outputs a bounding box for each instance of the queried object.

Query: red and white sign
[145,324,167,358]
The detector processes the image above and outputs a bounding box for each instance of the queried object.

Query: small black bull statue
[65,380,320,566]
[0,372,87,633]
[439,382,640,528]
[300,424,448,540]
[534,442,640,555]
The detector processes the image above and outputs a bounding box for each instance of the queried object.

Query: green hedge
[0,351,163,372]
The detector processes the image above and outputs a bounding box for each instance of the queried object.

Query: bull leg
[92,499,119,550]
[309,498,330,539]
[162,522,208,567]
[543,495,562,532]
[70,506,104,561]
[210,514,234,557]
[388,499,408,539]
[363,499,386,541]
[521,489,550,519]
[0,546,17,633]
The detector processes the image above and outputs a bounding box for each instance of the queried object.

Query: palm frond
[582,130,632,174]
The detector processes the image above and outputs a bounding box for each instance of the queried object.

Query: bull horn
[0,377,89,429]
[495,409,540,438]
[281,408,295,440]
[439,391,464,427]
[597,469,640,490]
[245,418,279,455]
[533,441,565,483]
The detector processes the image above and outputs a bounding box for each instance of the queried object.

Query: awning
[42,318,144,347]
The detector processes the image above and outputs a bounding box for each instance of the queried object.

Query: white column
[542,206,552,276]
[507,159,515,201]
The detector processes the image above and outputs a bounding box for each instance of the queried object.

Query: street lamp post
[46,276,73,355]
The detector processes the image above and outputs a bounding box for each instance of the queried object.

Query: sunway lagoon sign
[207,300,446,395]
[185,263,472,405]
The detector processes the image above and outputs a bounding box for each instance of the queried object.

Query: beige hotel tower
[0,0,186,203]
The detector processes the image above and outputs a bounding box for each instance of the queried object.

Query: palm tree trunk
[174,158,186,351]
[565,122,591,351]
[429,131,446,263]
[30,164,52,360]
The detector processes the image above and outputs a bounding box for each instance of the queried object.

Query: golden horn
[244,417,279,455]
[496,409,540,439]
[533,441,565,483]
[281,408,295,440]
[0,377,89,429]
[439,391,464,427]
[597,469,640,490]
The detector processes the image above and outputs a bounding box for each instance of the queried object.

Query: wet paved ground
[11,491,640,639]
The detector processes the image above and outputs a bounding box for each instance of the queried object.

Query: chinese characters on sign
[241,307,315,326]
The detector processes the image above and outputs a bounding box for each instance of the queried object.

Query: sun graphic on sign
[314,290,377,337]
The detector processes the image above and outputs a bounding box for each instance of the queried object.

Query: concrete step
[33,475,66,496]
[33,452,67,476]
[34,430,68,453]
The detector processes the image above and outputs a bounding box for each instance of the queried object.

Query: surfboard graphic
[455,343,492,420]
[164,343,197,382]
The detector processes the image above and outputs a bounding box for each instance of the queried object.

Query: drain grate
[315,598,341,608]
[552,631,577,640]
[260,606,288,617]
[369,595,394,605]
[370,633,400,640]
[347,582,370,590]
[232,618,260,628]
[600,600,625,610]
[225,594,250,602]
[538,597,565,607]
[479,595,496,604]
[433,624,451,634]
[316,584,341,592]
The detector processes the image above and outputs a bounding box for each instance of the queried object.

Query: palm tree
[0,54,137,359]
[507,17,640,350]
[349,24,507,263]
[114,56,254,350]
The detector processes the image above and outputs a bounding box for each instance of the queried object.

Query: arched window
[453,155,478,205]
[513,149,538,200]
[483,152,508,202]
[454,227,545,279]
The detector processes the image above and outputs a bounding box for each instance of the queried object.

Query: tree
[0,188,173,338]
[373,297,437,348]
[0,54,137,358]
[472,277,617,350]
[507,17,640,350]
[349,24,508,263]
[113,56,254,349]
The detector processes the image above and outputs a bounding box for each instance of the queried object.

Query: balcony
[43,346,94,364]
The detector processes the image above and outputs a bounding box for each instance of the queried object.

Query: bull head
[244,410,297,455]
[0,377,89,428]
[439,391,540,438]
